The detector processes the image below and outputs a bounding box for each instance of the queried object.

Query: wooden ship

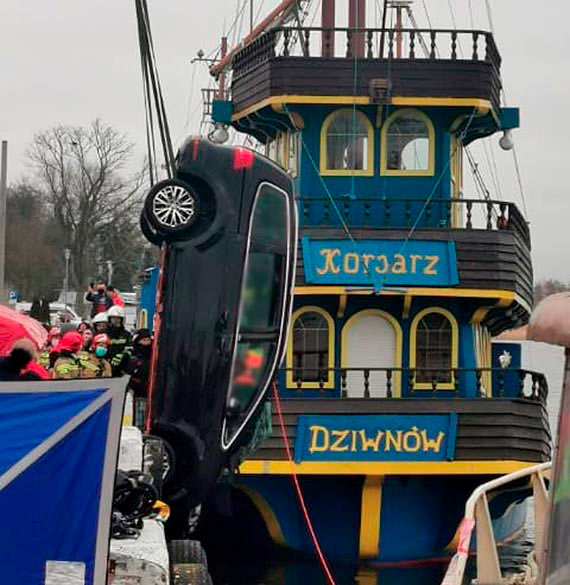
[194,0,550,564]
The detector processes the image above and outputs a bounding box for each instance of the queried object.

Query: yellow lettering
[374,255,389,274]
[309,425,330,453]
[384,430,403,452]
[351,430,358,452]
[421,430,445,453]
[359,430,384,452]
[330,430,350,452]
[391,254,407,274]
[403,426,422,452]
[410,255,422,274]
[361,253,375,272]
[423,255,439,276]
[316,249,341,275]
[344,253,359,275]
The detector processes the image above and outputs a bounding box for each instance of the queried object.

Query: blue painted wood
[294,414,457,463]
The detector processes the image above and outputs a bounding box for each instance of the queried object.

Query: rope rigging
[134,0,176,183]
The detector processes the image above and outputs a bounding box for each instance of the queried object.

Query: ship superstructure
[203,0,549,563]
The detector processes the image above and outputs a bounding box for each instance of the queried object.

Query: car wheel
[168,539,208,568]
[140,211,163,246]
[144,179,200,238]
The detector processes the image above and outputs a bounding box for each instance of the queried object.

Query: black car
[140,137,297,514]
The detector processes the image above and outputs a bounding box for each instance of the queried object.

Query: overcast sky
[0,1,567,281]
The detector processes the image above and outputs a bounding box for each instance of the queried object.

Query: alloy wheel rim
[152,185,196,228]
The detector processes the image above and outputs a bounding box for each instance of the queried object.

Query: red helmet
[91,333,111,349]
[59,332,83,353]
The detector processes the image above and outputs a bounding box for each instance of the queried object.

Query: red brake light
[233,147,255,170]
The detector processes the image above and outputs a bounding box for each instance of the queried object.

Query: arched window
[381,109,434,176]
[286,307,334,388]
[410,308,458,390]
[320,110,374,176]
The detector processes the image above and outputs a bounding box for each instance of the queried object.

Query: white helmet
[92,312,108,324]
[107,305,125,319]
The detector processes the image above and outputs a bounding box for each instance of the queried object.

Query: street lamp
[64,248,71,313]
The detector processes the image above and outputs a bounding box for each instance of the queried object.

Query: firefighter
[39,326,61,369]
[107,305,132,376]
[92,312,108,334]
[78,333,112,378]
[52,332,83,379]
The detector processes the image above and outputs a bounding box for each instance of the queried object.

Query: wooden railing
[298,198,531,248]
[233,26,501,77]
[282,367,548,402]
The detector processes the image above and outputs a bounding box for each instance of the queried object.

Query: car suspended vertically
[140,137,297,511]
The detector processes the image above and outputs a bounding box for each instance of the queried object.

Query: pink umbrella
[0,305,48,355]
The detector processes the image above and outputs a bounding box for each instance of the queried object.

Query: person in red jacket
[107,286,125,307]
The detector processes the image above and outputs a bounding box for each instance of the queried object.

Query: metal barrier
[441,461,551,585]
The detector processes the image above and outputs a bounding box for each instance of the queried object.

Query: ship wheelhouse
[208,0,549,564]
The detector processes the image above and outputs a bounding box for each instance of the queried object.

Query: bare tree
[27,119,145,291]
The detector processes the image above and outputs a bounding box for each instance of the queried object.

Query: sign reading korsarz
[294,414,458,463]
[301,238,459,286]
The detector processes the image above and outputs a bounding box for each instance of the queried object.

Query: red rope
[272,382,337,585]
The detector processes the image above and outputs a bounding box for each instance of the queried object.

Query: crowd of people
[0,281,153,405]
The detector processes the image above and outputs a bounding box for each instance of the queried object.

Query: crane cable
[135,0,176,182]
[272,382,337,585]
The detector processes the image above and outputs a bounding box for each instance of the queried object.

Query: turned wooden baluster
[304,29,310,56]
[386,369,393,399]
[409,30,416,59]
[367,31,373,58]
[405,201,412,226]
[283,28,290,57]
[384,199,391,226]
[346,30,353,58]
[408,369,415,393]
[472,32,479,60]
[426,200,432,225]
[431,376,438,394]
[476,369,482,396]
[388,30,394,59]
[302,200,309,226]
[451,31,457,60]
[466,201,473,228]
[430,31,436,59]
[486,201,493,230]
[499,203,507,228]
[498,371,505,398]
[364,369,370,398]
[324,29,333,58]
[296,376,302,394]
[454,368,460,396]
[364,201,371,227]
[519,370,526,398]
[341,369,347,398]
[323,200,330,225]
[446,200,452,227]
[344,200,350,222]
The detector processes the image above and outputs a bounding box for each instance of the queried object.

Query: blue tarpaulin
[0,379,126,585]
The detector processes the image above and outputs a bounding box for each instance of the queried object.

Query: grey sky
[0,1,567,281]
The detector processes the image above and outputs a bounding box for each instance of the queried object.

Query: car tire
[168,539,208,568]
[170,563,212,585]
[140,211,163,246]
[144,179,200,238]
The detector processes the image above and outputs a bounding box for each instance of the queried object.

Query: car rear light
[233,147,254,170]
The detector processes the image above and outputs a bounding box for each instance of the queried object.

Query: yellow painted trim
[239,460,538,476]
[359,476,383,558]
[286,306,335,389]
[235,485,286,546]
[409,307,459,391]
[231,96,493,122]
[337,293,348,318]
[341,309,403,397]
[470,297,512,324]
[295,286,516,302]
[391,97,492,114]
[319,109,374,177]
[380,108,435,177]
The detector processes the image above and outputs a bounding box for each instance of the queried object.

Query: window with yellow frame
[320,109,374,176]
[380,109,435,176]
[409,307,458,390]
[286,306,335,389]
